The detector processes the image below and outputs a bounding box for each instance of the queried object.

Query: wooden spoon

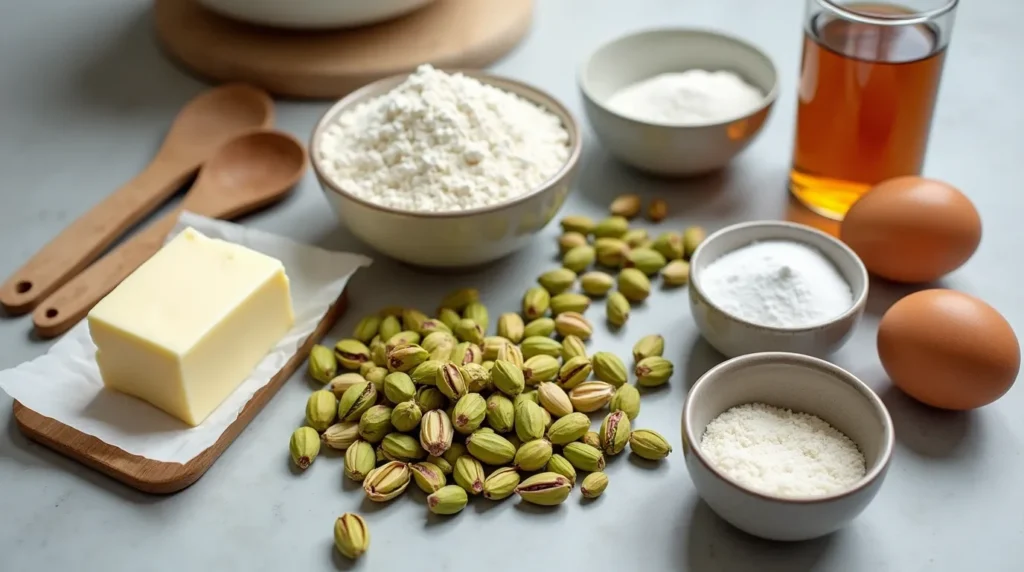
[0,83,274,315]
[32,129,307,338]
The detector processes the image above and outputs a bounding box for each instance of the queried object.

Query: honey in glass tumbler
[789,0,958,220]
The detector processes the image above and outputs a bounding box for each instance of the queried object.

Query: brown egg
[840,177,982,283]
[878,289,1019,410]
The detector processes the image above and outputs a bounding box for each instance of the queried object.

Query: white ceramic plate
[197,0,438,30]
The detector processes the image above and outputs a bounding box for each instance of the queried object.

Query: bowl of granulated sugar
[688,220,868,358]
[682,352,894,541]
[310,65,582,268]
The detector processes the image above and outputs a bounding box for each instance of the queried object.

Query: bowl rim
[689,220,869,333]
[683,351,895,505]
[309,68,583,220]
[578,26,780,128]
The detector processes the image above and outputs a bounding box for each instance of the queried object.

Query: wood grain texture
[154,0,535,99]
[13,290,348,494]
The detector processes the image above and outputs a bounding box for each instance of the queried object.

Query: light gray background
[1,0,1020,570]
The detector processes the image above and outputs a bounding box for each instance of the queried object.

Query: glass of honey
[789,0,958,220]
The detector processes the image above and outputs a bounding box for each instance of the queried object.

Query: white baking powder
[699,240,853,328]
[315,65,570,212]
[606,69,764,125]
[701,403,867,499]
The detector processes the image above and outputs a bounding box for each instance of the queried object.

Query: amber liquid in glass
[789,3,947,219]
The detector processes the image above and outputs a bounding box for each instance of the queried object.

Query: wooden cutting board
[13,290,348,494]
[154,0,535,99]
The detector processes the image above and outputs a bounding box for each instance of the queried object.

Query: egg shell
[840,177,982,284]
[878,289,1019,410]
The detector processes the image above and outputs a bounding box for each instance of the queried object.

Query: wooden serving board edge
[12,289,349,494]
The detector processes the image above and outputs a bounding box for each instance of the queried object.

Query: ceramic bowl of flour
[682,352,894,541]
[579,28,777,177]
[310,67,582,268]
[688,221,868,358]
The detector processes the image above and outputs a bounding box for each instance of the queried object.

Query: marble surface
[1,0,1021,570]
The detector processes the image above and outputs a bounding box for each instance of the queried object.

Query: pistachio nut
[378,315,402,343]
[629,429,673,460]
[409,461,447,493]
[539,407,553,431]
[429,339,456,362]
[561,335,588,361]
[523,355,560,385]
[623,228,649,248]
[481,336,506,361]
[401,308,430,333]
[624,247,668,276]
[369,338,388,367]
[558,231,588,254]
[438,287,480,312]
[579,271,614,296]
[452,393,487,435]
[482,360,495,372]
[326,372,366,398]
[662,259,691,286]
[563,442,606,472]
[289,426,320,470]
[454,318,485,346]
[523,317,556,339]
[391,401,423,432]
[581,471,609,499]
[419,318,452,337]
[606,291,631,327]
[618,268,652,302]
[554,311,593,340]
[513,438,553,472]
[441,442,468,467]
[609,193,641,218]
[408,360,439,386]
[364,367,388,390]
[333,513,370,559]
[482,467,521,500]
[515,400,546,442]
[560,215,596,235]
[344,440,376,482]
[546,412,591,445]
[521,336,562,360]
[592,352,628,387]
[491,359,526,396]
[496,312,525,344]
[457,301,487,331]
[582,430,601,449]
[338,381,377,422]
[513,390,539,410]
[383,372,416,404]
[381,433,427,463]
[557,355,592,390]
[357,404,394,443]
[321,421,361,450]
[593,215,629,239]
[562,244,596,273]
[568,381,615,413]
[514,472,572,506]
[495,341,525,370]
[485,393,515,433]
[437,308,462,331]
[308,344,338,383]
[632,334,665,362]
[599,410,631,455]
[549,292,591,316]
[610,383,641,420]
[537,382,574,418]
[522,286,551,320]
[461,362,492,393]
[363,460,411,502]
[334,339,371,370]
[465,430,516,465]
[538,268,577,295]
[305,390,338,432]
[546,454,577,486]
[594,237,630,268]
[426,455,453,475]
[386,330,422,353]
[453,455,485,495]
[386,343,429,373]
[647,198,668,222]
[683,225,706,258]
[450,342,482,366]
[427,484,469,515]
[435,362,469,400]
[414,386,446,412]
[651,231,684,261]
[360,361,377,378]
[419,409,454,457]
[635,356,674,387]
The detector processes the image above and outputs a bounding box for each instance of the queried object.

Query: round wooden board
[154,0,535,99]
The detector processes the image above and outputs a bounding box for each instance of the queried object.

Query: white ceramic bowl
[197,0,437,30]
[682,352,894,541]
[579,28,778,177]
[310,71,582,268]
[688,221,868,358]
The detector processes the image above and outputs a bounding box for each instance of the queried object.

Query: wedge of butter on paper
[88,226,295,427]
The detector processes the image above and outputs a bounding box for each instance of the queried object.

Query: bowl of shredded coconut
[682,352,894,541]
[687,220,868,358]
[579,28,777,176]
[311,65,581,268]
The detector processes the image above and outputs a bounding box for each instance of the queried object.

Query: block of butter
[88,227,296,427]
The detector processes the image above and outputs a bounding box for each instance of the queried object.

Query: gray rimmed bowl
[688,221,868,358]
[579,28,778,176]
[682,352,894,541]
[310,70,582,268]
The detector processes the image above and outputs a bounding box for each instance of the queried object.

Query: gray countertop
[1,0,1021,570]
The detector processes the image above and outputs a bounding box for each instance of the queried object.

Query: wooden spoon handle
[0,158,194,315]
[32,209,183,338]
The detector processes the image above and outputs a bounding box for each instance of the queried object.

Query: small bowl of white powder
[311,65,581,268]
[682,352,894,541]
[688,220,869,358]
[579,28,777,176]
